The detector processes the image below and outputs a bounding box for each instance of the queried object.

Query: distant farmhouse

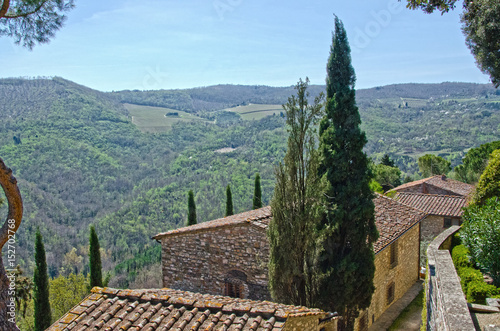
[389,175,474,242]
[152,194,427,330]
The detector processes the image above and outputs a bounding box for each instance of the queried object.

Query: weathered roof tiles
[394,192,468,217]
[373,194,428,253]
[390,175,474,197]
[154,196,426,256]
[153,206,272,240]
[48,287,338,331]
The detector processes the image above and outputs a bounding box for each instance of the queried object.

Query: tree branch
[3,0,50,19]
[0,158,23,249]
[0,0,10,18]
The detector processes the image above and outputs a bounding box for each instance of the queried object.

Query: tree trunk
[0,158,23,330]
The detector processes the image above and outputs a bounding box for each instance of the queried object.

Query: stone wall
[425,225,475,330]
[161,223,270,301]
[421,215,445,242]
[355,224,420,330]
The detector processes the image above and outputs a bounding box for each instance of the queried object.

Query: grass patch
[388,289,424,331]
[124,103,208,133]
[226,104,283,120]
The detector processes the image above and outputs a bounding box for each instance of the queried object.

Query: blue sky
[0,0,491,91]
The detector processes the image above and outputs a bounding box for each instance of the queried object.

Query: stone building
[153,207,272,301]
[354,194,426,331]
[48,286,339,330]
[389,174,474,197]
[153,195,427,330]
[394,192,468,242]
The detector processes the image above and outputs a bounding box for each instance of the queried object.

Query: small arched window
[224,270,247,298]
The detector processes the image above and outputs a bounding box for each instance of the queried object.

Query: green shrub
[457,267,483,293]
[466,280,499,304]
[461,197,500,286]
[452,245,472,269]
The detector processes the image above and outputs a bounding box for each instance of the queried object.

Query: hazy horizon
[0,0,492,92]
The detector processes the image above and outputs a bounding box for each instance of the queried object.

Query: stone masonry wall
[161,224,270,301]
[421,215,445,242]
[426,225,475,330]
[355,225,420,330]
[421,215,461,244]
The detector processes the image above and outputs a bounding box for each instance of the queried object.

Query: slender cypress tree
[89,225,103,288]
[33,229,51,331]
[315,16,378,331]
[268,78,324,307]
[225,185,233,216]
[253,173,263,209]
[187,190,197,225]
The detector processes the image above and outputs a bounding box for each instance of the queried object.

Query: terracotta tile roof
[390,175,474,197]
[154,197,426,256]
[153,206,272,239]
[48,287,338,331]
[373,194,428,253]
[394,192,468,217]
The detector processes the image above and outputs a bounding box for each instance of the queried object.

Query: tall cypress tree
[187,190,197,226]
[33,229,51,331]
[89,225,103,288]
[268,78,324,307]
[315,16,378,331]
[253,173,263,209]
[225,185,233,216]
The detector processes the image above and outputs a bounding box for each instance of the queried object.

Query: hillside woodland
[1,77,500,290]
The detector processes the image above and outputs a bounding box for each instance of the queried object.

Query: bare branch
[3,0,50,19]
[0,0,10,18]
[0,158,23,249]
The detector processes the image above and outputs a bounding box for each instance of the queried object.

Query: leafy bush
[457,267,483,292]
[451,245,472,269]
[461,197,500,286]
[466,280,499,304]
[471,149,500,205]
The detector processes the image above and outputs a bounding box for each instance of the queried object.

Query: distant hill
[1,77,499,288]
[111,82,497,113]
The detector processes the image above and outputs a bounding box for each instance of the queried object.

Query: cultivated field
[226,104,283,120]
[124,103,208,133]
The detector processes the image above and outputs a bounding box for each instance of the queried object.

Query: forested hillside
[1,77,499,287]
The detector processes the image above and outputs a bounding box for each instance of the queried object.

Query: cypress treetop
[187,190,197,226]
[34,229,51,331]
[315,16,378,330]
[89,225,103,288]
[225,185,233,217]
[253,173,263,210]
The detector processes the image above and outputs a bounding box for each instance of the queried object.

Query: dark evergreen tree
[89,225,103,288]
[380,154,395,167]
[315,16,378,331]
[33,229,51,331]
[225,185,233,216]
[253,173,263,209]
[187,190,197,225]
[268,78,324,306]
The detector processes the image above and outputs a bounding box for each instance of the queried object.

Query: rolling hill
[1,77,499,288]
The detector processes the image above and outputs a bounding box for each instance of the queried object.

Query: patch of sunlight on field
[226,104,283,120]
[124,103,209,133]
